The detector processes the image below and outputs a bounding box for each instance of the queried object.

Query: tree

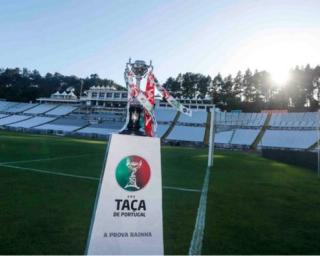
[180,73,198,98]
[0,67,121,102]
[312,65,320,109]
[196,74,211,99]
[219,75,233,109]
[163,77,181,97]
[287,66,307,110]
[242,69,255,103]
[303,64,315,108]
[210,74,223,106]
[233,71,243,102]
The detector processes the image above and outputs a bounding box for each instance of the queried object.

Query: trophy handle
[149,60,153,72]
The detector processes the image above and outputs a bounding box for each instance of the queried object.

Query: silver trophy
[120,59,153,136]
[124,158,142,190]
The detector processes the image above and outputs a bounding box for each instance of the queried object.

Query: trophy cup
[124,158,142,190]
[120,59,153,136]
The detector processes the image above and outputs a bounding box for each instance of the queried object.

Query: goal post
[208,106,215,167]
[318,109,320,177]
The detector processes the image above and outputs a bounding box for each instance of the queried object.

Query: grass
[203,151,320,255]
[0,131,206,254]
[0,130,320,254]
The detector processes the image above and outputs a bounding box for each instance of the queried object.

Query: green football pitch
[0,130,320,254]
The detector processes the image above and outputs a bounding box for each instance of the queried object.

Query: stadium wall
[262,149,317,171]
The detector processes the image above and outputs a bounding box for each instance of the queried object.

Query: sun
[224,29,317,88]
[271,69,290,86]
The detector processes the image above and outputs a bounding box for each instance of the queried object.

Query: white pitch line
[188,167,211,255]
[163,185,201,193]
[0,164,99,181]
[0,163,201,193]
[0,153,98,165]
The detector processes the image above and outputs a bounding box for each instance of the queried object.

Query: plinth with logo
[86,60,191,255]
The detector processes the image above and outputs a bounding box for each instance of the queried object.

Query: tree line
[0,68,121,103]
[164,64,320,112]
[0,65,320,112]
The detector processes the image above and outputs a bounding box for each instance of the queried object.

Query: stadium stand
[0,115,31,126]
[35,116,89,133]
[215,112,267,127]
[0,98,319,150]
[5,103,38,113]
[45,105,78,116]
[269,112,320,128]
[35,124,81,132]
[87,113,124,122]
[77,127,117,136]
[50,116,88,127]
[24,104,57,114]
[8,116,56,128]
[177,110,207,124]
[167,125,205,142]
[88,120,124,129]
[155,108,177,123]
[155,124,170,138]
[260,130,318,149]
[214,130,234,144]
[77,120,124,135]
[0,101,17,112]
[230,129,261,146]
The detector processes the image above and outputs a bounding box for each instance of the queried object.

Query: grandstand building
[80,86,128,109]
[158,98,213,111]
[37,89,80,105]
[36,85,215,112]
[80,86,214,111]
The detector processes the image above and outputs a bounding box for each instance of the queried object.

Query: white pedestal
[86,134,164,255]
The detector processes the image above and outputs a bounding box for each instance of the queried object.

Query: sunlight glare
[223,29,319,87]
[270,69,290,86]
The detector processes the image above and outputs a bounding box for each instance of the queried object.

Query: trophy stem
[120,77,145,136]
[120,105,144,136]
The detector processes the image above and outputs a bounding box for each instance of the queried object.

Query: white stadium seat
[90,121,124,129]
[178,110,207,124]
[45,105,77,116]
[215,112,267,127]
[5,103,38,113]
[260,130,318,149]
[0,115,31,126]
[50,117,88,127]
[8,116,56,128]
[155,124,170,138]
[1,101,319,149]
[35,124,81,132]
[0,101,17,112]
[24,104,57,114]
[155,108,177,122]
[167,125,205,142]
[77,127,117,135]
[269,112,320,128]
[214,130,233,144]
[231,129,260,146]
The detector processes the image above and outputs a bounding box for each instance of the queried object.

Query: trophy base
[86,134,164,255]
[119,129,145,136]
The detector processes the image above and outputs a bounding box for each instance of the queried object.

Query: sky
[0,0,320,86]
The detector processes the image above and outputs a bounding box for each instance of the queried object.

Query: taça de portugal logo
[115,155,151,192]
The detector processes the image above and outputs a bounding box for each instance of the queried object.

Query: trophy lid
[131,60,149,77]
